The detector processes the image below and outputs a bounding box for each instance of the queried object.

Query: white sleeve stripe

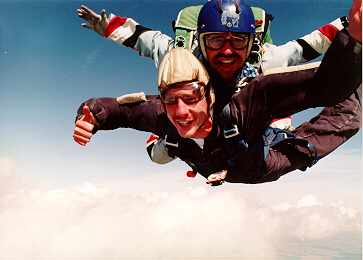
[107,18,139,45]
[300,30,332,55]
[330,17,345,31]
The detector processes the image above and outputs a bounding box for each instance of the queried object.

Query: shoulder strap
[172,5,203,53]
[249,7,274,71]
[220,103,249,154]
[251,7,274,44]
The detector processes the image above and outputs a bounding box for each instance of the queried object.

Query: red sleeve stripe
[297,17,345,61]
[104,16,129,38]
[317,24,340,42]
[271,116,292,123]
[146,134,159,146]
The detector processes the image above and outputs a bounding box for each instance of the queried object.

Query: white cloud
[0,157,30,196]
[0,156,361,259]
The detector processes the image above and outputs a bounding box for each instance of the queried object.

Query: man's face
[164,86,210,138]
[205,32,248,83]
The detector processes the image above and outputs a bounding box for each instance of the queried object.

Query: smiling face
[205,32,248,84]
[164,87,212,139]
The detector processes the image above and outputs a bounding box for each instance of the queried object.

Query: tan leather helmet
[158,47,214,109]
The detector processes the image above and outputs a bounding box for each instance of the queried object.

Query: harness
[165,103,319,186]
[261,127,319,168]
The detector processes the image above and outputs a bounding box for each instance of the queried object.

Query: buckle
[206,170,227,186]
[224,125,239,138]
[164,135,178,147]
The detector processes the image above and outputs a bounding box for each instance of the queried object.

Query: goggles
[205,32,249,50]
[158,81,207,105]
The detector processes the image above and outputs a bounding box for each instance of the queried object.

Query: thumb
[81,23,93,30]
[82,105,95,124]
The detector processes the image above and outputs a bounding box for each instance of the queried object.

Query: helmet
[158,47,215,109]
[158,47,210,87]
[198,0,256,60]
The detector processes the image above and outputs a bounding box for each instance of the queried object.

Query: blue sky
[0,0,361,258]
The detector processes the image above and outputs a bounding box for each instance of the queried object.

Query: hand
[349,0,362,42]
[77,5,109,37]
[73,106,95,146]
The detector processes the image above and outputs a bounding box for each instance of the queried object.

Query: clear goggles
[205,32,249,50]
[158,81,207,105]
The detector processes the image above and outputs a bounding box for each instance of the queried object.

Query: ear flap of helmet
[208,86,215,111]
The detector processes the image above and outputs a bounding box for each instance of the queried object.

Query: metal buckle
[164,135,178,147]
[224,125,239,138]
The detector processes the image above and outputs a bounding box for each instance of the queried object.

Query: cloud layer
[0,156,361,259]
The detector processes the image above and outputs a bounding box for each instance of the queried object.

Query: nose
[220,41,234,56]
[175,98,189,116]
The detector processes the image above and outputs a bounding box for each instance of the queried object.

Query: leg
[258,85,361,183]
[294,84,362,159]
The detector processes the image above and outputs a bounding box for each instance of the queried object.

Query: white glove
[77,5,109,37]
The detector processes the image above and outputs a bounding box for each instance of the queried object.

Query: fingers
[73,105,95,146]
[73,120,93,146]
[81,5,100,18]
[101,9,107,22]
[77,5,107,36]
[81,5,94,14]
[78,7,92,23]
[76,117,94,132]
[77,5,100,22]
[81,23,93,30]
[74,134,90,146]
[74,125,92,146]
[77,6,89,17]
[73,132,90,146]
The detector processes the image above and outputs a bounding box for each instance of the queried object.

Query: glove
[77,5,109,37]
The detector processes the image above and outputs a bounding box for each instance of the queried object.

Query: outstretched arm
[77,5,109,37]
[73,106,95,146]
[262,16,348,71]
[77,5,172,68]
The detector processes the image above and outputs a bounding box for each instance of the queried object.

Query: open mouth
[178,121,192,126]
[218,59,235,67]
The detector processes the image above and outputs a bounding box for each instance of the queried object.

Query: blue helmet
[198,0,256,60]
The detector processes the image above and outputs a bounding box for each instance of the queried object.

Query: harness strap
[220,104,249,154]
[165,134,178,147]
[261,126,320,169]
